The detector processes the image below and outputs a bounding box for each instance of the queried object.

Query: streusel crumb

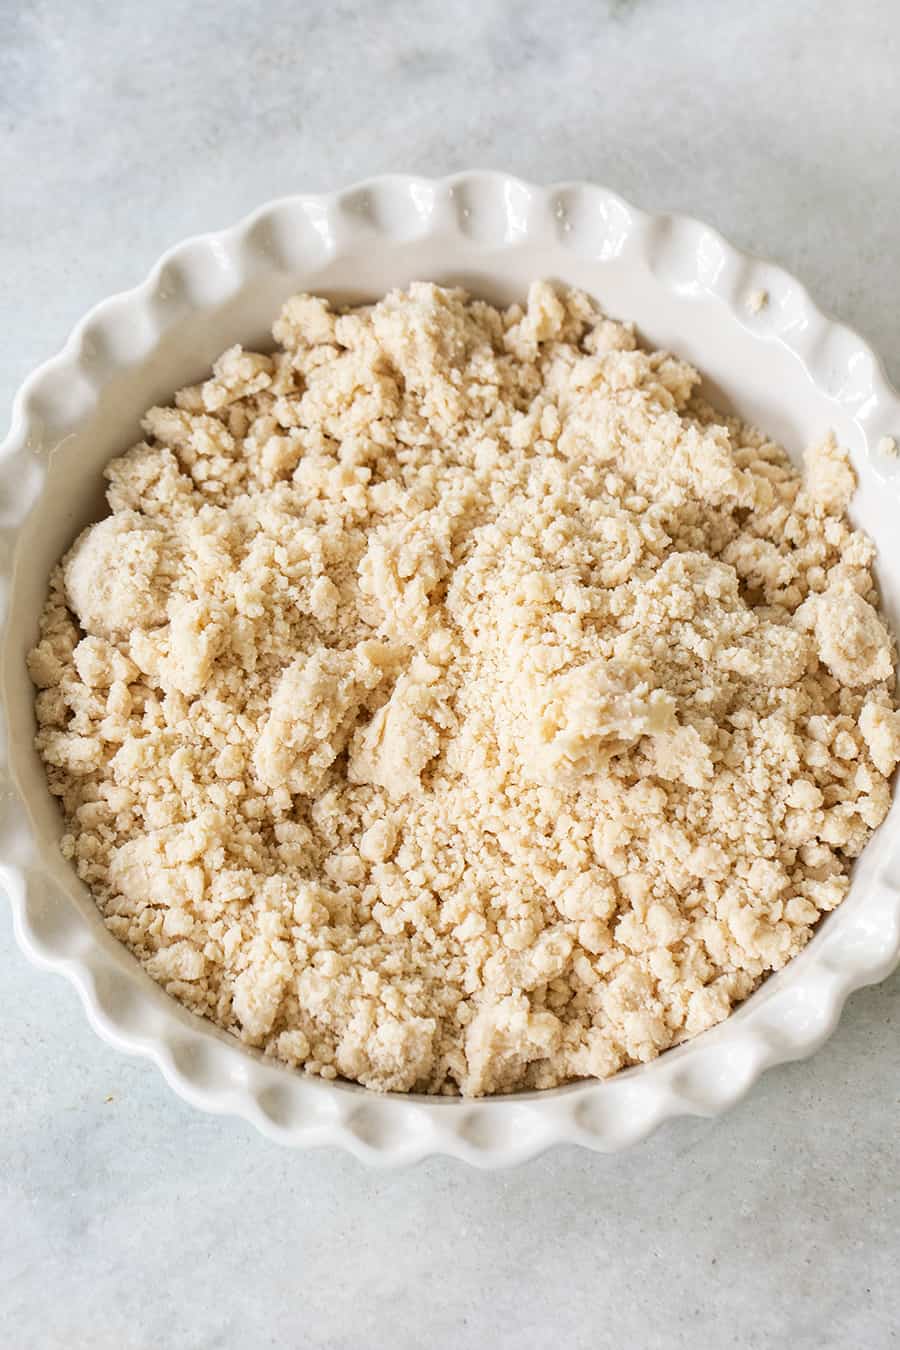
[30,282,899,1095]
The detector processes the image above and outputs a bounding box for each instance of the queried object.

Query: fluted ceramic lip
[2,172,900,1166]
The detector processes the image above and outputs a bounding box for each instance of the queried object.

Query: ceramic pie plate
[2,173,900,1166]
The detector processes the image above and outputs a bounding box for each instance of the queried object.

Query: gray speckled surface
[2,2,900,1347]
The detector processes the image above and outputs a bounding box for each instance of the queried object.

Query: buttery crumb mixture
[29,283,900,1095]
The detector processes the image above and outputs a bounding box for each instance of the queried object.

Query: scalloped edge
[2,173,900,1166]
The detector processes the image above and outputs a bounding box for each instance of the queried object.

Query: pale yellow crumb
[876,435,899,459]
[29,280,900,1098]
[747,288,769,313]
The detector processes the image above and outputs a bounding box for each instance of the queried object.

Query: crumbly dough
[29,282,900,1096]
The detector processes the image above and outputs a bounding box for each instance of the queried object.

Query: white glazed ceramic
[3,173,900,1166]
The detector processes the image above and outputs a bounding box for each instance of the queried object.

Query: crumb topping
[29,282,899,1095]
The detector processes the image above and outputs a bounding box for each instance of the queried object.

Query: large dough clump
[64,512,170,639]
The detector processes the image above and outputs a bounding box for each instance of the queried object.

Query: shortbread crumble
[29,283,900,1095]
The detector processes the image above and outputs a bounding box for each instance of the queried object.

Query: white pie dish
[2,172,900,1166]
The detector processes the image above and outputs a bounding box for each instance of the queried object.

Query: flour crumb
[859,701,900,776]
[747,288,769,314]
[30,281,900,1097]
[803,433,856,513]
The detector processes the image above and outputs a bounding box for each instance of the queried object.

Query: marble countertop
[3,2,899,1346]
